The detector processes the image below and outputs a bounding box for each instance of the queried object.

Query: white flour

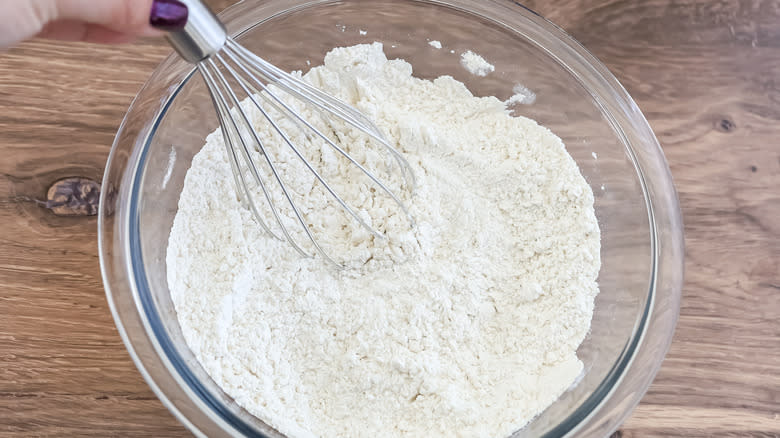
[506,84,537,106]
[167,43,600,438]
[460,50,495,76]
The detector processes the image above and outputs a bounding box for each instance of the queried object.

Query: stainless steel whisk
[159,0,414,266]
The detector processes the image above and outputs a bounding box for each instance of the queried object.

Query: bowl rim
[99,1,684,437]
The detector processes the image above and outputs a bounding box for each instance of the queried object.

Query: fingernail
[150,0,189,31]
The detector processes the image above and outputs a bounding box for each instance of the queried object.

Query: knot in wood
[716,118,736,133]
[45,177,101,216]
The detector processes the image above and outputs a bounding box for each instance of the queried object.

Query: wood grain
[1,0,778,437]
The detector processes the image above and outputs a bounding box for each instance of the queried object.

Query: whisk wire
[220,46,414,230]
[226,39,417,192]
[207,57,347,266]
[215,52,385,241]
[197,62,282,241]
[203,60,315,260]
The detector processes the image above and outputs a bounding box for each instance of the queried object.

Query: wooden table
[1,0,777,436]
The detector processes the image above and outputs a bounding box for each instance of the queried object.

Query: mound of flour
[167,42,600,438]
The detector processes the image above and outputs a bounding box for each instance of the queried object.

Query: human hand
[0,0,189,49]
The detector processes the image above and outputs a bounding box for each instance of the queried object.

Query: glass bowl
[98,0,684,436]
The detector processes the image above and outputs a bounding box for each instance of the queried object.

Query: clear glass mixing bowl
[98,0,684,436]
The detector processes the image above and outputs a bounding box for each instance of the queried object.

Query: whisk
[154,0,415,267]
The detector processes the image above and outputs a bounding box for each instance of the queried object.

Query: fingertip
[149,0,189,31]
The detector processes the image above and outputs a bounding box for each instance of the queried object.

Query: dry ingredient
[506,83,537,106]
[167,42,600,438]
[460,50,495,76]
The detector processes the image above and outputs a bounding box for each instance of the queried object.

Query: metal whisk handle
[163,0,226,63]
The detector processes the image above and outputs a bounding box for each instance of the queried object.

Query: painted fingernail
[150,0,189,31]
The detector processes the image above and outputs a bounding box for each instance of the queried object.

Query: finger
[0,0,54,47]
[38,0,159,36]
[38,20,141,44]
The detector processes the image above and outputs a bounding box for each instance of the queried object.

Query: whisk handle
[158,0,227,63]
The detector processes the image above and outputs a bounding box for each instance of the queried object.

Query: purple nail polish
[150,0,189,31]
